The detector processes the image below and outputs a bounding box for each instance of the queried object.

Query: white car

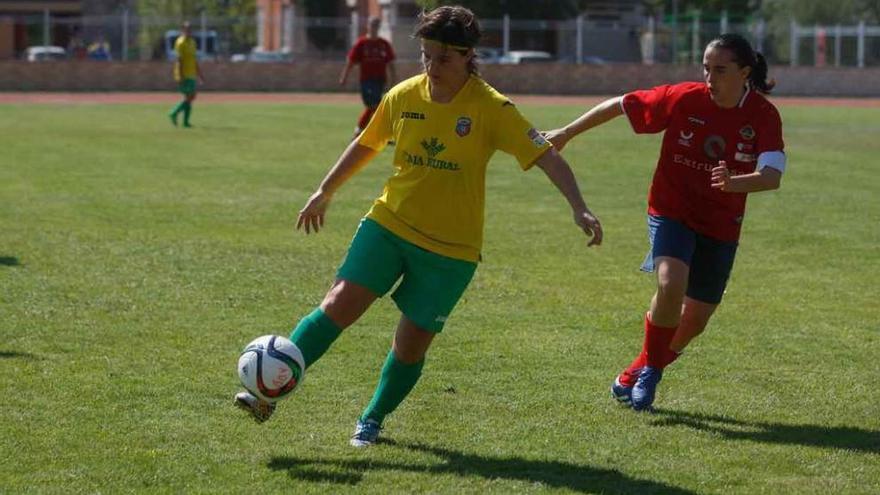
[231,48,293,63]
[497,50,554,64]
[25,46,66,62]
[475,47,502,64]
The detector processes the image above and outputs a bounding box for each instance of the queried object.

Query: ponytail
[750,52,775,93]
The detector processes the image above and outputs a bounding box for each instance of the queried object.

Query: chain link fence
[5,11,880,68]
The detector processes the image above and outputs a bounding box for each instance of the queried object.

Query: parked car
[475,47,502,64]
[25,46,66,62]
[164,30,218,61]
[230,48,293,63]
[497,50,554,64]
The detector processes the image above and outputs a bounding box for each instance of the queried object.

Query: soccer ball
[237,335,305,403]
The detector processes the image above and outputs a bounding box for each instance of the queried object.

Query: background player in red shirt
[340,16,397,137]
[544,33,786,411]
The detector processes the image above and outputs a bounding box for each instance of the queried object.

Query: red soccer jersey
[622,81,784,242]
[347,36,395,82]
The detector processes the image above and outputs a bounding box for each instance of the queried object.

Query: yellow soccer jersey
[174,36,198,81]
[358,74,552,262]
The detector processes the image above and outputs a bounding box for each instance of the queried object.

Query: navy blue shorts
[359,79,385,107]
[640,215,738,304]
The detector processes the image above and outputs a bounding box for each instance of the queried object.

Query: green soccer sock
[169,100,186,116]
[182,101,192,126]
[361,350,425,425]
[289,308,343,368]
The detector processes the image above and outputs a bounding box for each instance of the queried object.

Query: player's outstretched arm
[543,96,624,152]
[339,61,354,85]
[535,148,603,247]
[387,62,397,86]
[297,141,378,234]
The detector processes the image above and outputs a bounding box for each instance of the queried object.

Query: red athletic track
[1,92,878,107]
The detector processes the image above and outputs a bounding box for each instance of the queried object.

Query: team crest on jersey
[739,125,756,140]
[455,117,472,137]
[703,135,727,160]
[678,130,694,147]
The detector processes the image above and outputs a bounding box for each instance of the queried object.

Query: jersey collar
[737,84,751,108]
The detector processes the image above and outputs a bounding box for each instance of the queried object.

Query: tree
[135,0,256,60]
[415,0,582,20]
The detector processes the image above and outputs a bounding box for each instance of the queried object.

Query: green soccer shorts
[337,218,477,332]
[178,78,197,95]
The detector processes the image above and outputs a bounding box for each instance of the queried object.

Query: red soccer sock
[644,312,681,369]
[357,107,375,130]
[618,350,646,387]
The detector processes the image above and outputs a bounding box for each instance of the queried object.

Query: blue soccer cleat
[611,376,634,406]
[631,366,663,412]
[350,418,382,447]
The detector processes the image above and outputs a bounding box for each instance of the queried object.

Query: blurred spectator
[68,29,87,60]
[87,35,112,61]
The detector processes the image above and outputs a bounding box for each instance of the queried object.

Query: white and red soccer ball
[237,335,305,403]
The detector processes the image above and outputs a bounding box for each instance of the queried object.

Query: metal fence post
[834,24,841,67]
[755,18,765,53]
[857,20,865,68]
[43,9,50,47]
[790,19,798,66]
[122,8,129,61]
[350,10,359,48]
[720,10,728,34]
[671,0,678,63]
[691,10,700,65]
[503,14,510,56]
[576,14,583,65]
[200,11,207,57]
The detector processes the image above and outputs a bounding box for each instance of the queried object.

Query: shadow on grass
[0,351,40,360]
[652,409,880,454]
[268,439,697,494]
[0,256,20,266]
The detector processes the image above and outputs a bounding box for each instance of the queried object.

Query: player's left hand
[711,161,731,191]
[575,208,603,247]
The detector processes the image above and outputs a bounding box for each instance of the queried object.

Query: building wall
[1,61,879,97]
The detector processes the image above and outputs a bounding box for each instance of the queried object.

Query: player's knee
[320,280,375,326]
[655,276,686,303]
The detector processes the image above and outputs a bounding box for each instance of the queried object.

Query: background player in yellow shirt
[235,6,603,447]
[169,21,205,128]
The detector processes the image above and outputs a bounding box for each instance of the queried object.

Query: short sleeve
[755,104,786,172]
[492,101,551,170]
[174,39,182,57]
[621,84,679,134]
[756,105,784,154]
[357,93,393,151]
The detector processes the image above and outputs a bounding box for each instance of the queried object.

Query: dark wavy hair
[413,5,482,74]
[707,33,775,94]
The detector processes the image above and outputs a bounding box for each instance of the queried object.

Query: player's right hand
[541,128,570,152]
[574,207,603,247]
[297,190,331,234]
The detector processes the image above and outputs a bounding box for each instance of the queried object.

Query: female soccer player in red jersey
[545,33,786,411]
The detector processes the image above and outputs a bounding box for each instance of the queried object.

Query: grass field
[1,99,878,494]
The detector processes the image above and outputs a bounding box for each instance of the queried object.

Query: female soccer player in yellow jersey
[168,21,205,128]
[235,5,603,446]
